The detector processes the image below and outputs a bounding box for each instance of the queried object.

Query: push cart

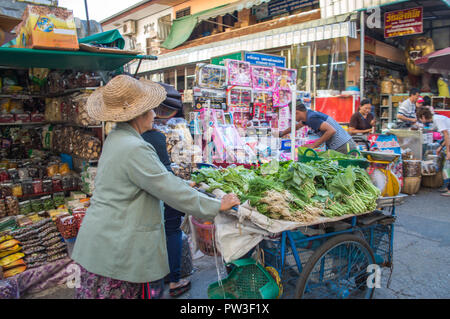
[258,194,406,299]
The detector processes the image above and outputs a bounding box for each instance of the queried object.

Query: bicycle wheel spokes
[298,235,376,299]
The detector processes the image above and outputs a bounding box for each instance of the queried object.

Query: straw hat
[86,75,167,122]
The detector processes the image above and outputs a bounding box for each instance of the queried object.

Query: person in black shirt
[141,129,191,297]
[348,99,375,135]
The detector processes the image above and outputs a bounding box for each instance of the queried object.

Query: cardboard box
[16,5,78,50]
[31,113,45,122]
[14,113,31,122]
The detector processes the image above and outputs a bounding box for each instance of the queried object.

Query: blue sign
[244,52,286,68]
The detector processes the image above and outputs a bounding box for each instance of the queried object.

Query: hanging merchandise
[195,63,228,89]
[225,59,252,87]
[273,67,297,90]
[273,87,292,107]
[227,87,252,111]
[193,87,227,111]
[251,65,274,90]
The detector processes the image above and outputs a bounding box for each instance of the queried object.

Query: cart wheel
[295,234,376,299]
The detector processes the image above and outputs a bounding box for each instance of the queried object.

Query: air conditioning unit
[122,20,136,36]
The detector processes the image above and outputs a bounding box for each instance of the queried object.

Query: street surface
[24,188,450,299]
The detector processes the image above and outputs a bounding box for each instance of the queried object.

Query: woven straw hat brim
[86,77,167,122]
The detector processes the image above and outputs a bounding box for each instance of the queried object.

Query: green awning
[0,47,154,71]
[79,29,125,49]
[162,4,229,50]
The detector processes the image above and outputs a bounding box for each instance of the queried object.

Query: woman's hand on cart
[220,193,240,212]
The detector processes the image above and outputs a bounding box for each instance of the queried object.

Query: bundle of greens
[192,160,380,223]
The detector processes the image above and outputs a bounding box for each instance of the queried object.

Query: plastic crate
[208,258,279,299]
[191,216,220,257]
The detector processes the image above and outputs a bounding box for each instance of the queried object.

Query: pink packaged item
[227,86,252,108]
[250,65,274,89]
[225,59,251,87]
[273,67,297,90]
[273,87,292,107]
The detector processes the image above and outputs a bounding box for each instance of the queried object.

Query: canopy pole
[290,85,297,161]
[360,10,365,97]
[84,0,91,36]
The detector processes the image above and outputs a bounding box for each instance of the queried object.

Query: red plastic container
[191,216,220,257]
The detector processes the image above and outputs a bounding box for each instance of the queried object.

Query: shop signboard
[210,52,244,66]
[254,0,319,20]
[384,7,423,38]
[244,52,286,68]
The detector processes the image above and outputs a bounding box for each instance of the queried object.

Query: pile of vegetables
[192,160,380,223]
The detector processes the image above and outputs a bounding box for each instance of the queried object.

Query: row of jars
[0,174,80,198]
[0,162,70,182]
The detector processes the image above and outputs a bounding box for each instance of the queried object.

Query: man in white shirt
[417,108,450,196]
[397,88,420,127]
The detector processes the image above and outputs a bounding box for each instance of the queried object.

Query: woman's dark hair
[296,103,307,112]
[360,99,371,107]
[416,107,433,120]
[423,96,431,106]
[409,88,420,96]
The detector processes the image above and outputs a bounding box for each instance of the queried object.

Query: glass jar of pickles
[22,179,34,195]
[52,175,63,192]
[33,180,43,194]
[43,179,53,193]
[19,200,32,215]
[53,192,65,207]
[12,183,23,197]
[42,195,55,211]
[31,198,44,212]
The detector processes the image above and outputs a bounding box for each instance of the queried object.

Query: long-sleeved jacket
[71,122,221,283]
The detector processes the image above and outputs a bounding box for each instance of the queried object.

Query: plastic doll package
[273,67,297,90]
[227,86,252,108]
[225,59,252,87]
[195,63,227,89]
[251,65,274,90]
[273,87,292,107]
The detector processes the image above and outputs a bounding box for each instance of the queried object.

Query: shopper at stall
[417,107,450,196]
[141,126,191,298]
[397,88,420,127]
[416,96,425,109]
[71,75,240,299]
[348,99,375,135]
[280,103,356,153]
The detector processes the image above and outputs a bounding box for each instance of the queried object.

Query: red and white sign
[384,7,423,38]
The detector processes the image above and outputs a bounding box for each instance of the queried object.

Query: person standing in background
[348,99,376,135]
[397,88,420,127]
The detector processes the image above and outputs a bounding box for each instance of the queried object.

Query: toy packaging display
[250,65,274,90]
[195,63,227,89]
[225,60,252,87]
[273,87,292,107]
[227,87,252,109]
[253,90,273,109]
[193,87,227,110]
[273,67,297,90]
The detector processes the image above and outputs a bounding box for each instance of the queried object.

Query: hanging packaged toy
[253,90,273,111]
[251,65,274,90]
[193,87,227,110]
[227,86,252,110]
[225,60,251,87]
[273,87,292,107]
[195,63,227,89]
[273,67,297,90]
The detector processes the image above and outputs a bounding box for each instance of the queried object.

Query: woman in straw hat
[71,75,240,299]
